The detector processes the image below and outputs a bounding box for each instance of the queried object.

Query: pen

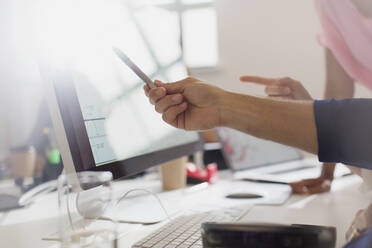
[113,47,157,89]
[241,178,289,185]
[341,172,353,178]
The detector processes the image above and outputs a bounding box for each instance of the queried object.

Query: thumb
[155,79,187,94]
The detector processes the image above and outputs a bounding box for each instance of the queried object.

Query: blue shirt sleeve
[314,99,372,170]
[343,228,372,248]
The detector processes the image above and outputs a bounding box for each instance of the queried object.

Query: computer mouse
[225,192,264,199]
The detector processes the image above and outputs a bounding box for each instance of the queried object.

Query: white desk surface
[0,172,369,248]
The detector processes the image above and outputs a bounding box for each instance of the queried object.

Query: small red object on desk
[186,163,218,184]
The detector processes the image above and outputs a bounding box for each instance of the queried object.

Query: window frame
[154,0,219,70]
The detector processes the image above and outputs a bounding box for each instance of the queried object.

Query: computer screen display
[72,61,199,167]
[69,5,199,167]
[43,0,202,177]
[218,128,301,171]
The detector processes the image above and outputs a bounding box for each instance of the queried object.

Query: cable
[66,186,75,231]
[95,188,171,225]
[66,191,115,246]
[19,180,57,206]
[115,188,170,222]
[64,187,169,246]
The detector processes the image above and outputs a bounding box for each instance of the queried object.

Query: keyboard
[132,205,252,248]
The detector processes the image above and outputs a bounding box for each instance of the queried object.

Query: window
[133,0,219,69]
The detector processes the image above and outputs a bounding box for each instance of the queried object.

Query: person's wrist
[321,174,334,181]
[320,170,334,180]
[321,163,335,180]
[217,90,235,127]
[320,172,334,181]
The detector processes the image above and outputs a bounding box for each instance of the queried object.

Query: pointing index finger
[239,76,278,86]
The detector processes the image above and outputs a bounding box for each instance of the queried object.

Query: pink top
[315,0,372,90]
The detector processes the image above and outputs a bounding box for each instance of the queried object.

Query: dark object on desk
[241,178,289,185]
[225,192,263,199]
[132,205,250,248]
[201,222,336,248]
[0,194,23,212]
[203,149,229,170]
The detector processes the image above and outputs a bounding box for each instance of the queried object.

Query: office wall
[0,1,13,159]
[0,1,44,149]
[4,0,372,149]
[191,0,372,99]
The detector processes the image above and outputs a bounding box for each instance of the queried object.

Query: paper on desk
[103,189,192,224]
[234,163,351,183]
[196,180,292,208]
[43,219,142,241]
[102,180,291,225]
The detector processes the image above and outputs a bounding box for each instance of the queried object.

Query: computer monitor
[217,128,302,171]
[40,3,203,179]
[42,62,202,180]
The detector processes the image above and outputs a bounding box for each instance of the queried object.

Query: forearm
[320,163,336,179]
[218,92,372,170]
[324,49,354,99]
[219,91,318,154]
[324,78,354,99]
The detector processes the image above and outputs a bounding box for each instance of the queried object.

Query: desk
[0,173,369,248]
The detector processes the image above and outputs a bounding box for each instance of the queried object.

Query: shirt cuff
[314,99,340,163]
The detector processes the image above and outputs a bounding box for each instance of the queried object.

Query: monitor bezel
[50,67,203,180]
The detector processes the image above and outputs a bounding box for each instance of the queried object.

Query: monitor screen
[43,1,202,178]
[72,59,199,167]
[218,128,301,171]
